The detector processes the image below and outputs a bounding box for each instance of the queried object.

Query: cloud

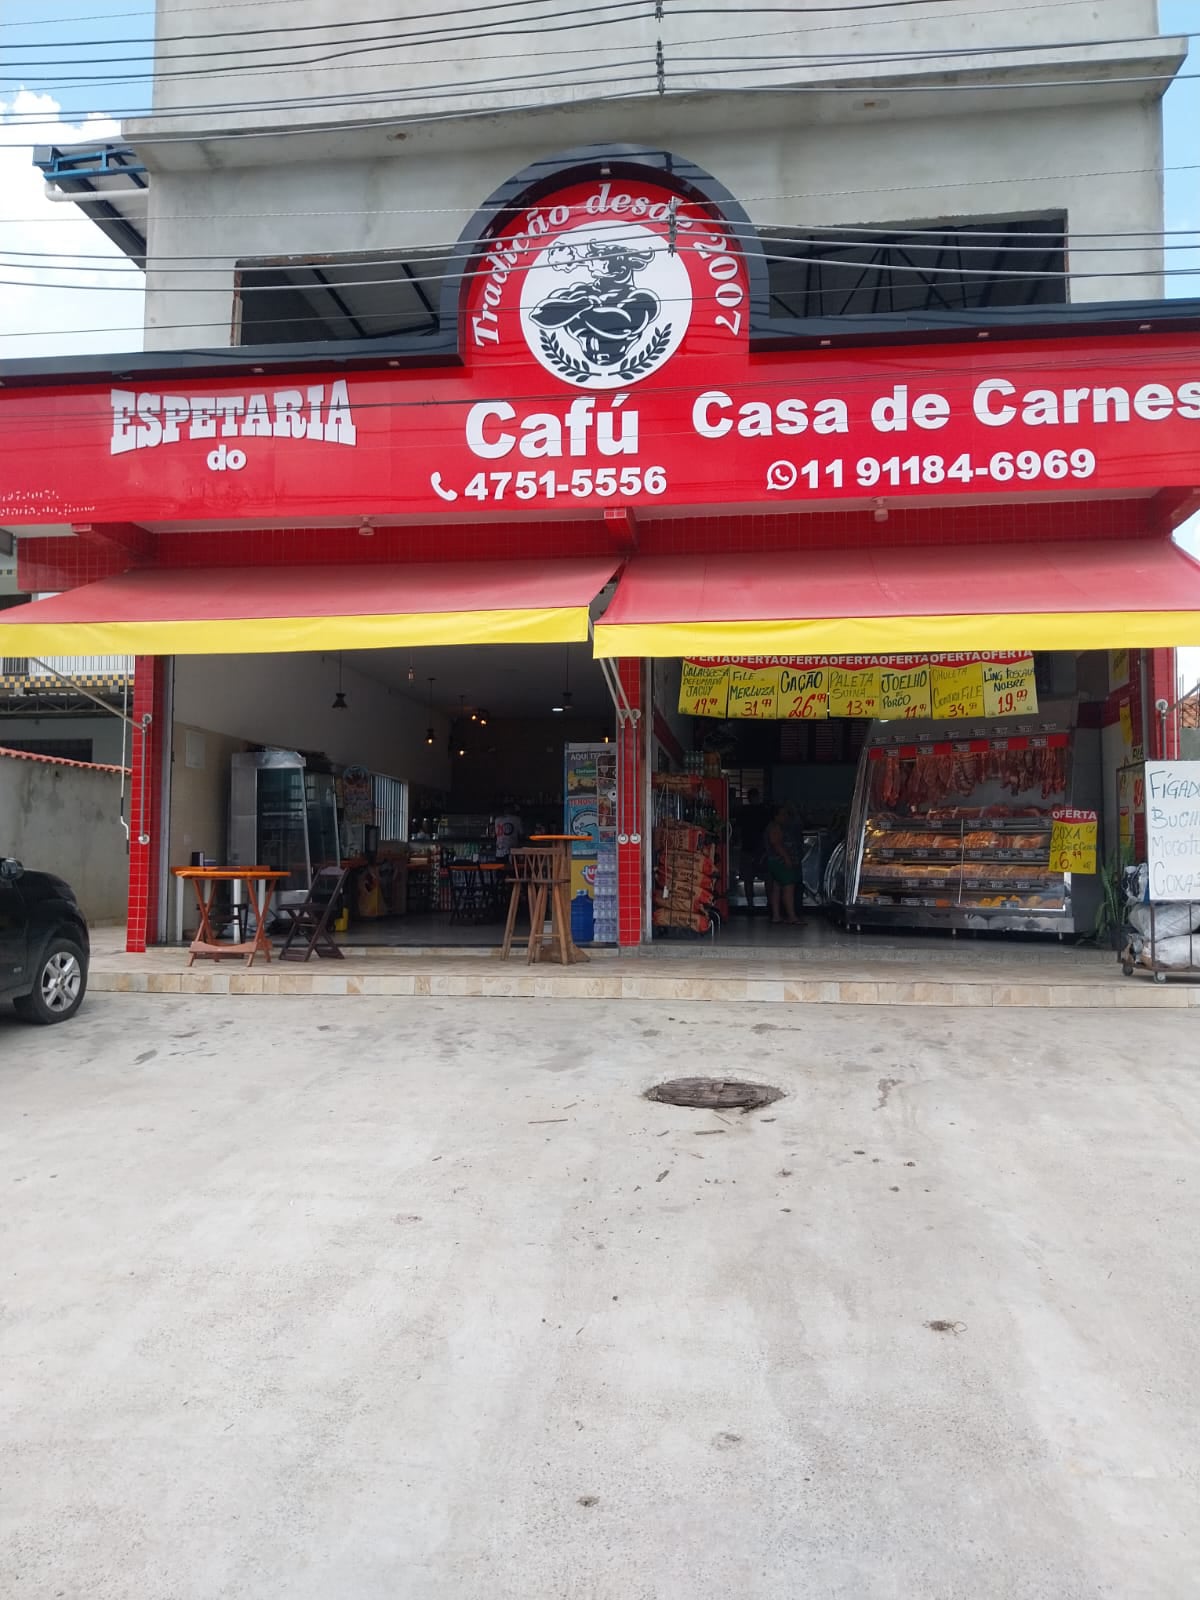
[0,89,144,358]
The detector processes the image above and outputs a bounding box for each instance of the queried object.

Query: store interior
[168,639,618,947]
[166,642,1132,952]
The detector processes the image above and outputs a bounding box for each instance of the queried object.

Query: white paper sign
[1145,761,1200,901]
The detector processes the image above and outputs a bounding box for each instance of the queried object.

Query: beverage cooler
[844,712,1101,936]
[229,749,341,908]
[564,743,618,943]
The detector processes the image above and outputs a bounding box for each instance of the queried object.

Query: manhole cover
[645,1077,783,1111]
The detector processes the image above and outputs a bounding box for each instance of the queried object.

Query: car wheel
[13,938,88,1024]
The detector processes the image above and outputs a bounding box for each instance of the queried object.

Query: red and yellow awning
[0,558,618,655]
[591,539,1200,657]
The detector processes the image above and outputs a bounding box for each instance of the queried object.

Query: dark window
[764,216,1067,319]
[0,737,93,762]
[237,251,449,344]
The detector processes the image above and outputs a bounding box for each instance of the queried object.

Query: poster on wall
[678,654,1038,722]
[1144,761,1200,901]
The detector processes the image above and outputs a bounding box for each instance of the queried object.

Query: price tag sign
[1049,807,1098,874]
[726,664,780,719]
[828,666,880,719]
[678,660,729,718]
[778,663,827,720]
[880,666,932,720]
[931,661,985,721]
[982,656,1038,718]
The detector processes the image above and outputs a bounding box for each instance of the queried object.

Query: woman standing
[764,804,802,927]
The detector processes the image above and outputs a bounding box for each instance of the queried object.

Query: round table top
[172,866,289,880]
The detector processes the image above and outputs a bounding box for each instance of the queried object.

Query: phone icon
[430,472,458,501]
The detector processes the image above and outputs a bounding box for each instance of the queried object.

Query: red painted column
[126,656,168,953]
[616,657,644,948]
[1147,647,1179,759]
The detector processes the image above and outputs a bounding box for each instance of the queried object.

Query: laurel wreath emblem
[538,323,675,385]
[617,324,673,381]
[539,332,594,384]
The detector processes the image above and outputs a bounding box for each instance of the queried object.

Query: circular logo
[519,220,692,390]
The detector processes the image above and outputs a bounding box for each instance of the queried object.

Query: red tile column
[126,656,167,954]
[1147,647,1179,759]
[616,657,644,948]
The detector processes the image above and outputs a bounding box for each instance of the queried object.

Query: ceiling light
[552,705,564,714]
[358,517,374,538]
[478,708,489,727]
[425,727,435,745]
[331,652,348,710]
[873,499,889,524]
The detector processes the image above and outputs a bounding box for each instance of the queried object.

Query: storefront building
[2,149,1200,955]
[1,5,1196,954]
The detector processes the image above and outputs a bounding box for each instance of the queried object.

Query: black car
[0,858,90,1024]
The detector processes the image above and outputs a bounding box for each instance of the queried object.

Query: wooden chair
[277,864,350,961]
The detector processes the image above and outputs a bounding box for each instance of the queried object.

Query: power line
[0,0,982,48]
[11,165,1200,230]
[2,63,1197,153]
[2,25,1189,105]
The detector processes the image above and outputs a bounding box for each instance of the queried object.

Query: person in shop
[732,786,771,914]
[493,801,523,861]
[764,803,803,927]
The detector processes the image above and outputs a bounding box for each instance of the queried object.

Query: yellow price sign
[778,663,827,720]
[828,666,880,719]
[678,660,729,719]
[931,661,985,721]
[982,656,1038,718]
[726,665,780,719]
[1049,807,1098,874]
[880,666,932,720]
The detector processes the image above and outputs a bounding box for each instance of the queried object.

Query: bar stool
[500,846,584,964]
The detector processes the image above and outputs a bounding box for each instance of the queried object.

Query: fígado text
[110,380,357,458]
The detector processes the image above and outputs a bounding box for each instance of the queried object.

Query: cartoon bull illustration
[530,240,662,369]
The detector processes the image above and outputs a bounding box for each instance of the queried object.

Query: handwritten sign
[726,664,779,719]
[778,664,827,720]
[1049,807,1098,874]
[982,656,1038,718]
[678,660,729,719]
[880,666,932,720]
[828,665,881,719]
[931,661,985,721]
[1145,761,1200,900]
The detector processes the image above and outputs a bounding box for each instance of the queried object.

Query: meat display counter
[845,715,1100,935]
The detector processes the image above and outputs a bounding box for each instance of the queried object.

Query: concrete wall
[172,651,453,791]
[147,0,1165,124]
[132,1,1183,346]
[0,717,130,768]
[0,754,129,924]
[167,721,249,869]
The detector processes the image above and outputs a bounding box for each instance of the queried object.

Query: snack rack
[844,714,1101,935]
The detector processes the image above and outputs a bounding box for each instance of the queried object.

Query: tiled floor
[89,924,1195,1007]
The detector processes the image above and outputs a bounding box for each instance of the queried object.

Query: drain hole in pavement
[646,1077,784,1111]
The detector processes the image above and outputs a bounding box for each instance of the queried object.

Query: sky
[1,0,1198,682]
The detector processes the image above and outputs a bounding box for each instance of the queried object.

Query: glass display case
[845,717,1099,934]
[229,751,341,907]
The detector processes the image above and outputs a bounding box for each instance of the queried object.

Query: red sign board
[1,173,1199,526]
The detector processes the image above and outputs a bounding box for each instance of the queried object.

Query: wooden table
[172,867,290,967]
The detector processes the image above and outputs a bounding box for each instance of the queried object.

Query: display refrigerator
[563,743,618,943]
[229,750,341,909]
[844,712,1101,935]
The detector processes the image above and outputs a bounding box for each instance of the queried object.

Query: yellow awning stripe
[0,605,593,657]
[592,610,1200,658]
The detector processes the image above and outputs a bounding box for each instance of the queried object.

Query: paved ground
[2,994,1198,1599]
